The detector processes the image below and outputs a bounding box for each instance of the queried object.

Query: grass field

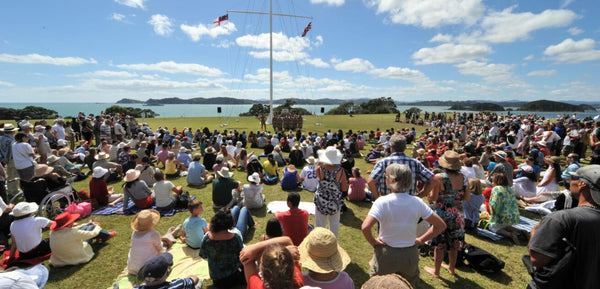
[31,114,539,289]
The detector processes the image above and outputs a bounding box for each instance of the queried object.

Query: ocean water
[0,103,597,119]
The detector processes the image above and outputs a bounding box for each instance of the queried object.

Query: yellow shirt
[49,225,101,267]
[262,160,278,176]
[165,159,178,174]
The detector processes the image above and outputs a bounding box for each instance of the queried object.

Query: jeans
[231,206,255,239]
[80,224,110,244]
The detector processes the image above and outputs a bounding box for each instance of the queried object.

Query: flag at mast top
[213,14,228,26]
[301,22,312,37]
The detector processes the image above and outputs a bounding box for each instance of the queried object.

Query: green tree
[104,105,158,118]
[403,107,421,116]
[326,101,356,115]
[239,103,270,116]
[354,97,398,114]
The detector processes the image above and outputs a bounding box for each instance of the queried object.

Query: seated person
[177,148,192,169]
[153,170,186,211]
[122,169,154,212]
[275,192,309,246]
[211,167,241,210]
[9,202,55,263]
[280,164,301,191]
[348,167,372,202]
[134,252,200,289]
[212,155,230,177]
[462,178,484,231]
[89,167,123,207]
[262,155,280,185]
[243,172,265,209]
[186,153,214,187]
[164,152,185,178]
[92,152,122,183]
[299,156,318,192]
[180,200,209,249]
[49,212,115,267]
[259,218,283,242]
[135,157,157,187]
[0,263,49,289]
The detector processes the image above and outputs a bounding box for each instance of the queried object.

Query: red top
[89,177,109,206]
[247,263,304,289]
[276,208,309,246]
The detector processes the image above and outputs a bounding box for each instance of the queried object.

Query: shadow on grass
[339,206,364,228]
[47,242,111,282]
[345,262,371,286]
[452,264,514,286]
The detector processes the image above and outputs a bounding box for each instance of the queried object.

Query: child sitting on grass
[180,200,209,249]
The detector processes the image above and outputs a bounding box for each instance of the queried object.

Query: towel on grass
[110,242,209,289]
[267,201,315,215]
[477,216,538,241]
[92,197,195,216]
[0,250,51,269]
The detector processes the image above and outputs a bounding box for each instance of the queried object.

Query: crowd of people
[0,109,599,288]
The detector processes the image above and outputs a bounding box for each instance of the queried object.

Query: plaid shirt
[369,152,433,196]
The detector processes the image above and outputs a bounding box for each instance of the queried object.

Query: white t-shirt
[10,216,51,253]
[12,142,35,170]
[52,124,66,140]
[368,193,433,248]
[300,164,319,191]
[153,180,175,208]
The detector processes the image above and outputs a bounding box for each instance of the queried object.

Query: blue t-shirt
[186,161,206,185]
[182,216,208,249]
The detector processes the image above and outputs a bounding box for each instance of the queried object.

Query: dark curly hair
[210,209,234,233]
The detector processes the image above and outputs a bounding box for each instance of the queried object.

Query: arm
[528,223,554,267]
[367,177,379,199]
[416,213,447,245]
[239,236,293,282]
[361,215,386,247]
[338,169,349,192]
[426,175,441,204]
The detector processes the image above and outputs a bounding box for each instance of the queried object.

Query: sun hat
[193,153,202,161]
[236,141,242,148]
[10,202,39,217]
[22,123,33,129]
[317,146,343,165]
[298,227,350,273]
[216,154,224,162]
[92,166,108,179]
[34,164,54,177]
[143,252,173,282]
[571,165,600,205]
[217,167,234,179]
[306,156,316,165]
[361,274,413,289]
[131,209,160,232]
[58,147,70,156]
[537,141,547,147]
[1,124,16,132]
[95,152,110,160]
[47,155,60,164]
[124,169,141,182]
[494,151,507,159]
[205,146,216,154]
[438,150,462,171]
[521,165,534,173]
[247,172,261,184]
[50,212,80,231]
[57,139,68,147]
[545,156,561,164]
[248,155,258,163]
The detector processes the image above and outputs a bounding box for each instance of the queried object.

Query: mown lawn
[32,114,537,289]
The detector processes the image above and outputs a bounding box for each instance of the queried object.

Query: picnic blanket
[110,242,209,289]
[0,250,51,269]
[92,197,195,216]
[267,201,315,215]
[476,216,539,241]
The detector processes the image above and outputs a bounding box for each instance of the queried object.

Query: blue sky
[0,0,599,103]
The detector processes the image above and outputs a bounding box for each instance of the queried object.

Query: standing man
[0,124,18,196]
[367,133,434,199]
[591,120,600,165]
[259,114,267,131]
[527,165,600,288]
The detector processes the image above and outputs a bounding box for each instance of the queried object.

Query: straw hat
[1,124,16,132]
[205,146,216,154]
[247,172,261,184]
[193,153,202,161]
[545,156,561,164]
[95,152,109,160]
[217,167,234,179]
[50,212,80,231]
[124,169,141,182]
[92,166,108,179]
[361,274,413,289]
[438,150,461,171]
[306,156,316,165]
[131,209,160,232]
[47,154,60,164]
[10,202,39,217]
[34,164,54,177]
[298,227,351,273]
[317,147,343,165]
[494,151,507,159]
[58,147,70,156]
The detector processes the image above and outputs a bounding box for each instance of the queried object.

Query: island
[448,102,504,111]
[518,100,596,112]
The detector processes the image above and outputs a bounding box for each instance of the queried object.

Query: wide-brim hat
[58,147,70,156]
[131,209,160,232]
[47,154,60,164]
[571,165,600,205]
[306,156,316,165]
[317,147,343,165]
[57,139,68,147]
[247,172,261,184]
[438,150,461,171]
[10,202,39,217]
[205,146,215,154]
[92,166,108,178]
[1,123,16,132]
[217,167,234,178]
[124,169,141,182]
[545,156,561,164]
[50,212,80,231]
[95,152,109,160]
[494,151,507,159]
[193,153,202,161]
[34,164,54,177]
[298,227,351,273]
[537,141,547,147]
[248,155,258,162]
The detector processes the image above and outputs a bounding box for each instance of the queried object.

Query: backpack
[460,244,505,273]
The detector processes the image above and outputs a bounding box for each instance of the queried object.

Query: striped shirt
[369,152,433,196]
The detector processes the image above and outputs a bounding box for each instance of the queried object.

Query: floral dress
[314,166,343,215]
[489,185,520,227]
[431,173,466,250]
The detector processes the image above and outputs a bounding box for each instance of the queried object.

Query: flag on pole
[301,22,312,37]
[213,14,228,26]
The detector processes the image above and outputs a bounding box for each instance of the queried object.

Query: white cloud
[550,81,598,101]
[68,70,138,78]
[180,22,237,41]
[365,0,485,28]
[412,43,492,64]
[0,80,14,87]
[523,54,534,61]
[568,27,583,35]
[526,70,556,77]
[310,0,345,6]
[481,7,577,43]
[544,38,600,64]
[114,0,145,9]
[429,34,453,43]
[455,61,516,83]
[148,14,173,36]
[237,32,311,52]
[331,58,375,72]
[302,58,330,68]
[212,40,234,49]
[111,13,125,22]
[248,50,309,62]
[369,66,427,82]
[116,61,224,76]
[0,53,97,66]
[83,78,225,91]
[561,0,575,9]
